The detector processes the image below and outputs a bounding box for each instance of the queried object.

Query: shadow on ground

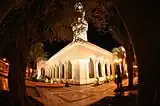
[0,90,44,106]
[90,85,138,106]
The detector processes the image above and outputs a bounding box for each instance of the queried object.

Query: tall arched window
[110,64,112,75]
[41,67,45,77]
[62,64,65,78]
[68,61,72,79]
[89,58,94,78]
[53,68,55,78]
[105,64,108,76]
[50,68,52,78]
[57,66,59,78]
[98,62,102,77]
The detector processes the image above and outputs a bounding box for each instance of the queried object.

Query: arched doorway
[68,61,72,79]
[98,62,102,77]
[110,65,112,75]
[62,64,65,78]
[89,58,94,78]
[105,64,108,76]
[57,66,59,78]
[53,68,55,78]
[41,67,45,77]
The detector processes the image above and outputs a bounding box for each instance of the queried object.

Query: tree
[28,42,48,78]
[112,46,126,77]
[0,0,65,105]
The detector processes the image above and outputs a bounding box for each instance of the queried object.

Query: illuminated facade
[36,2,119,84]
[37,41,116,84]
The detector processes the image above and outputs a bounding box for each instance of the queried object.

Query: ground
[0,71,138,106]
[30,77,138,106]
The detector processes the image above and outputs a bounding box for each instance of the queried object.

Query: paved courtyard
[0,72,138,106]
[34,77,138,106]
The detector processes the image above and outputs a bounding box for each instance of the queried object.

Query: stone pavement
[34,77,138,106]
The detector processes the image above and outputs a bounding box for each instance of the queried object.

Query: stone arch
[105,64,108,76]
[62,64,65,78]
[57,66,59,78]
[41,67,45,77]
[53,68,55,78]
[98,62,102,77]
[68,61,72,79]
[89,58,94,78]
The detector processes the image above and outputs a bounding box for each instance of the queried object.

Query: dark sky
[1,0,159,58]
[44,22,120,58]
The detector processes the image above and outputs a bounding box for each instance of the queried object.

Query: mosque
[37,2,125,85]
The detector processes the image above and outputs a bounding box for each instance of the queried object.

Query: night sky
[44,22,120,58]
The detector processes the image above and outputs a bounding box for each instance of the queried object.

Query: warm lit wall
[37,41,115,84]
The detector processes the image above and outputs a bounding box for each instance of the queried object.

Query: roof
[45,41,113,65]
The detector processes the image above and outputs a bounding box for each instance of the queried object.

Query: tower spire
[71,2,88,42]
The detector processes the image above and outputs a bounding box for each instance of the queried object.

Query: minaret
[71,2,88,42]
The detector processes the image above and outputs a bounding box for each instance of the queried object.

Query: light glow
[37,69,41,79]
[5,63,9,66]
[133,65,138,68]
[114,58,122,63]
[3,58,6,61]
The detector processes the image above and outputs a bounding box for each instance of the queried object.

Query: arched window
[50,68,52,78]
[110,64,112,75]
[62,64,65,78]
[53,68,55,78]
[41,67,45,77]
[68,61,72,79]
[105,64,108,76]
[57,66,59,78]
[89,58,94,78]
[98,62,102,77]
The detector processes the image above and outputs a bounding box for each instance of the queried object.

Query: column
[111,64,115,76]
[48,69,50,77]
[64,63,68,82]
[107,64,111,76]
[94,61,99,77]
[59,65,61,81]
[101,62,106,77]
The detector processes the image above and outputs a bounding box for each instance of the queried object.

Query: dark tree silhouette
[0,0,66,105]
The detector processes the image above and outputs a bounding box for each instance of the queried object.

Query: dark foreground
[0,90,43,106]
[90,85,138,106]
[90,94,137,106]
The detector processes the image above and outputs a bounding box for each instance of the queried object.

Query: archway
[89,58,94,78]
[57,66,59,78]
[53,68,55,78]
[105,64,108,76]
[98,62,102,77]
[41,67,45,77]
[68,61,72,79]
[110,65,112,75]
[62,64,65,78]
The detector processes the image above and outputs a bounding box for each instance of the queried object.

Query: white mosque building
[37,2,124,85]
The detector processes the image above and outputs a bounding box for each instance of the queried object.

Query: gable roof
[46,41,113,64]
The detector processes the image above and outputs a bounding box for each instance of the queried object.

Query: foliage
[104,76,110,83]
[94,76,99,86]
[112,46,126,59]
[28,42,48,66]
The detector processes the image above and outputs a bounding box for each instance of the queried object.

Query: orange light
[3,58,6,61]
